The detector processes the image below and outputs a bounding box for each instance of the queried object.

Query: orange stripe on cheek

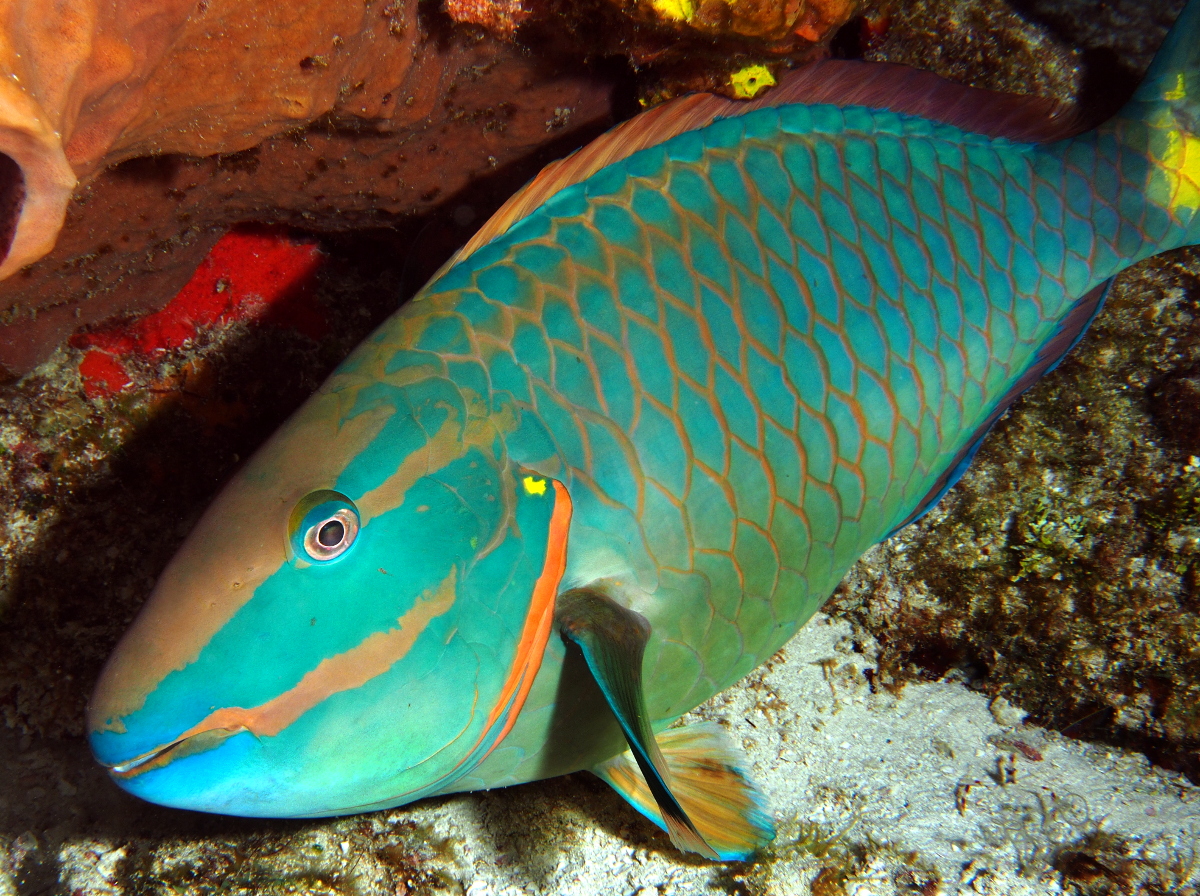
[476,478,573,760]
[173,568,459,740]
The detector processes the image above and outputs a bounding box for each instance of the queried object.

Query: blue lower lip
[100,730,277,815]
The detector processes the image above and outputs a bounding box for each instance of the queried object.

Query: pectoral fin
[594,723,774,861]
[555,588,773,860]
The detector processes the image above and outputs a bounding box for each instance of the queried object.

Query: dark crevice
[0,152,26,263]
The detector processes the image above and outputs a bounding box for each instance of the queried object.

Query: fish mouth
[100,725,246,780]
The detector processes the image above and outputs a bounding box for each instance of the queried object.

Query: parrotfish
[89,2,1199,861]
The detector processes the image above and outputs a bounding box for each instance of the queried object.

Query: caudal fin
[1129,0,1200,112]
[1113,0,1200,245]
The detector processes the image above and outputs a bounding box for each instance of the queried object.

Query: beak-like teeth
[103,726,245,779]
[107,743,176,777]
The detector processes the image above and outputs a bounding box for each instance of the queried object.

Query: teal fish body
[91,1,1200,858]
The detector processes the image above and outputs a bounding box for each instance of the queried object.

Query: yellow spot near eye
[522,475,547,496]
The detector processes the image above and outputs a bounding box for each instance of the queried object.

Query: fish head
[88,368,571,817]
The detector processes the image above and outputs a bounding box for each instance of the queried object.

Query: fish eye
[318,520,344,546]
[289,491,360,563]
[303,508,358,561]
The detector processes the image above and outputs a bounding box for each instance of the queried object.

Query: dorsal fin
[446,59,1084,268]
[447,91,738,265]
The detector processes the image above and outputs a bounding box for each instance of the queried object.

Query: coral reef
[68,227,328,400]
[451,0,861,81]
[0,20,619,379]
[446,0,534,38]
[513,0,862,105]
[660,0,850,43]
[0,0,862,380]
[0,0,418,280]
[1,0,1198,893]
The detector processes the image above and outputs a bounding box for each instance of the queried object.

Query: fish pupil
[318,519,345,547]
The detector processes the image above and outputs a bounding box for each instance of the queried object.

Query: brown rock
[0,0,611,281]
[0,0,857,377]
[518,0,860,89]
[0,0,361,278]
[0,22,619,377]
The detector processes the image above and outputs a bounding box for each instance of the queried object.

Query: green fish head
[88,369,570,817]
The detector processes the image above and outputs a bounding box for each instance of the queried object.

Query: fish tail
[1128,0,1200,113]
[1109,0,1200,248]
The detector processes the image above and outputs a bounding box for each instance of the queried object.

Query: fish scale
[393,116,1084,716]
[411,98,1192,792]
[89,1,1199,857]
